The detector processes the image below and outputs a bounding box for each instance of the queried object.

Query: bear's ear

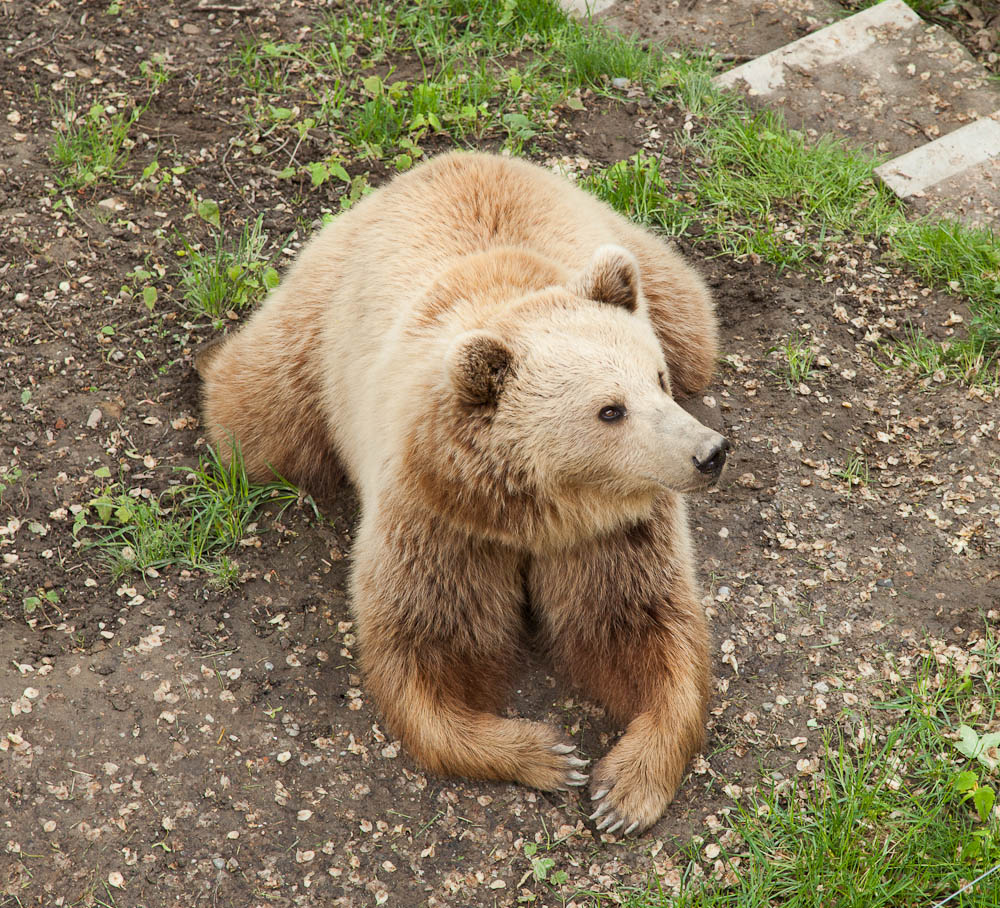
[446,330,514,406]
[569,245,640,312]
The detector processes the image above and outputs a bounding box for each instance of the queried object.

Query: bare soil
[2,2,998,907]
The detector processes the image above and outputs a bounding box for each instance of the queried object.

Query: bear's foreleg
[352,511,589,791]
[529,496,710,834]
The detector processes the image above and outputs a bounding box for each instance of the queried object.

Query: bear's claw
[566,770,589,786]
[589,800,612,822]
[551,743,577,755]
[589,790,646,837]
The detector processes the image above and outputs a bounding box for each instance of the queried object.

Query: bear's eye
[598,405,626,423]
[658,371,669,393]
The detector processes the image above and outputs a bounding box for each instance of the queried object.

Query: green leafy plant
[0,466,23,506]
[73,446,316,584]
[50,96,145,189]
[23,588,59,616]
[521,842,569,891]
[177,214,282,318]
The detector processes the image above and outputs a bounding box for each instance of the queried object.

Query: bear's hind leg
[353,513,589,792]
[529,495,710,833]
[199,302,341,496]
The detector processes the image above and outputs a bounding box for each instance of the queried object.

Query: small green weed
[139,54,170,91]
[23,588,60,619]
[776,333,817,386]
[74,446,315,583]
[177,214,282,318]
[522,842,567,886]
[50,96,145,189]
[833,452,870,491]
[0,466,24,507]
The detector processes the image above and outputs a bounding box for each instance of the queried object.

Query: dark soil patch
[2,2,998,907]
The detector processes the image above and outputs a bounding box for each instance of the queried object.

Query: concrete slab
[561,0,617,16]
[903,155,1000,231]
[713,0,999,158]
[599,0,842,62]
[715,0,921,94]
[876,111,1000,229]
[875,111,1000,197]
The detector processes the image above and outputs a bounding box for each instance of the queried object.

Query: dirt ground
[2,2,999,906]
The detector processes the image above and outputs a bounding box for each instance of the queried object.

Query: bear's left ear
[446,330,514,406]
[568,245,640,312]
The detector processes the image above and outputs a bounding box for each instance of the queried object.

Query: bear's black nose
[694,438,730,476]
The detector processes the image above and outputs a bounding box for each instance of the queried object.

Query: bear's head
[419,245,728,548]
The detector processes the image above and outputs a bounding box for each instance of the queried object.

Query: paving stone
[876,111,1000,230]
[562,0,616,16]
[713,0,998,158]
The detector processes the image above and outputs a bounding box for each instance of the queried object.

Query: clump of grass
[177,214,282,318]
[778,333,817,386]
[878,324,1000,389]
[50,96,144,189]
[894,219,1000,328]
[833,451,870,491]
[74,446,315,585]
[618,631,1000,907]
[582,153,693,234]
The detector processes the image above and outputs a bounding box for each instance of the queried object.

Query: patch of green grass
[177,214,282,318]
[50,96,144,190]
[833,451,870,491]
[894,220,1000,366]
[613,631,1000,908]
[582,153,693,235]
[877,324,1000,389]
[585,123,898,269]
[229,0,713,175]
[775,333,817,386]
[74,446,316,585]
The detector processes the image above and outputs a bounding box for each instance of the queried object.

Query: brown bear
[200,152,728,835]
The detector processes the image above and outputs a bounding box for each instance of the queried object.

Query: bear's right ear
[446,330,514,406]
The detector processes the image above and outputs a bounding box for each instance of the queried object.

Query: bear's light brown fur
[200,152,726,833]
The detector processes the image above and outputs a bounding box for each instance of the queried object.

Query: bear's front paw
[588,742,680,836]
[495,721,590,792]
